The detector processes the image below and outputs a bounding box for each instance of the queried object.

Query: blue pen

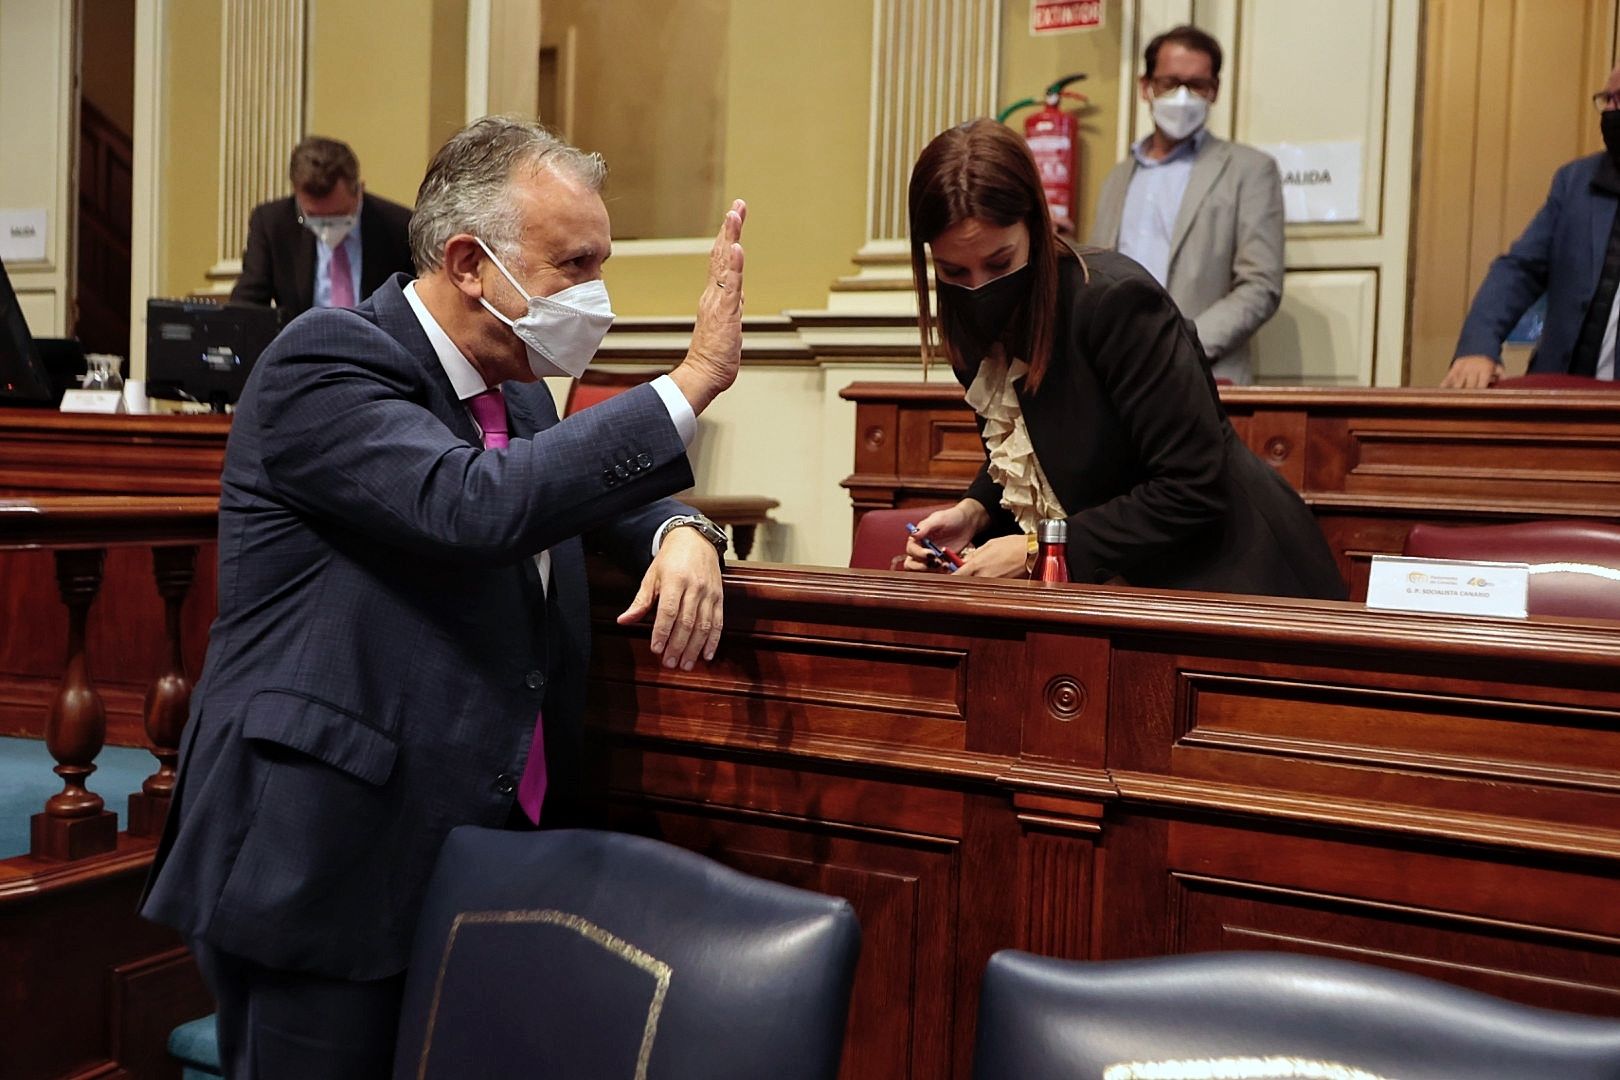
[906,522,962,571]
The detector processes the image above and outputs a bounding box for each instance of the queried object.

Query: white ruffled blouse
[962,342,1067,535]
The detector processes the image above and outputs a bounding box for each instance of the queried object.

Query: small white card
[59,388,126,414]
[1365,555,1529,619]
[0,208,48,261]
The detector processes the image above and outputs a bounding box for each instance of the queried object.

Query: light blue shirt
[1116,129,1209,288]
[313,217,363,309]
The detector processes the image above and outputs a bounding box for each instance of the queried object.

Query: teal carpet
[0,736,154,859]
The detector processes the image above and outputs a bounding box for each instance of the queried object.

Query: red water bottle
[1032,518,1070,583]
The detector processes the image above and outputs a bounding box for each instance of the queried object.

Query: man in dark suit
[229,135,416,315]
[143,117,747,1077]
[1445,63,1620,387]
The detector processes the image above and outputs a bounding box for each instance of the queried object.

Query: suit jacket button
[494,773,516,795]
[602,467,617,486]
[525,670,546,690]
[614,463,631,479]
[636,453,652,469]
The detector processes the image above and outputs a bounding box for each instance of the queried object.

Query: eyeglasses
[1592,90,1620,113]
[1148,75,1217,99]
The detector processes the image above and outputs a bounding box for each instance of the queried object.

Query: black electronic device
[145,298,286,411]
[0,258,56,407]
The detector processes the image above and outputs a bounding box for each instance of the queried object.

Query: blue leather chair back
[973,950,1620,1080]
[393,827,860,1080]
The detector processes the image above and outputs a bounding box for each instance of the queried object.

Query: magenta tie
[467,389,546,822]
[329,241,355,308]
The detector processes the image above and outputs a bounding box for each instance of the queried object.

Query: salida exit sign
[1031,0,1104,35]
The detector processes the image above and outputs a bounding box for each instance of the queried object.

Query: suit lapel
[358,200,387,299]
[1094,164,1133,247]
[1169,137,1232,265]
[369,280,482,446]
[293,224,317,313]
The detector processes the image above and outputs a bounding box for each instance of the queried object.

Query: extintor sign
[1031,0,1103,36]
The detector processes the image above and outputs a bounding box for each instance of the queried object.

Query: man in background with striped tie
[230,135,415,315]
[144,116,745,1077]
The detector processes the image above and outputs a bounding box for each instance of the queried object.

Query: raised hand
[669,199,747,415]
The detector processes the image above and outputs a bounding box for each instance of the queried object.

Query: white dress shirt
[402,280,698,592]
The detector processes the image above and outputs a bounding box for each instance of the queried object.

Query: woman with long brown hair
[903,119,1343,598]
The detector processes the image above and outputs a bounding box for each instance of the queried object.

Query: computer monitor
[0,258,57,407]
[145,298,286,410]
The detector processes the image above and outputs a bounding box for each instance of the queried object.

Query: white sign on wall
[1257,141,1363,224]
[0,208,48,261]
[1031,0,1103,35]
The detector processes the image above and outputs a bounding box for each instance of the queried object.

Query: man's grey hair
[408,116,606,273]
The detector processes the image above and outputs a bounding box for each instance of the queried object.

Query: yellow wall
[542,0,730,241]
[603,0,872,316]
[306,0,467,207]
[159,0,221,297]
[997,0,1125,240]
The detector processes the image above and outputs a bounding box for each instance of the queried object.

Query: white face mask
[475,238,615,380]
[1150,85,1209,142]
[301,199,360,249]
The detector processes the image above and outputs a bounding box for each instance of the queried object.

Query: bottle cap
[1038,518,1068,544]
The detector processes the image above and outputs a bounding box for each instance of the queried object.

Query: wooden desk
[840,383,1620,597]
[586,564,1620,1078]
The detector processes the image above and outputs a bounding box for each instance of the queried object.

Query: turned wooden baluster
[128,544,197,838]
[30,547,119,860]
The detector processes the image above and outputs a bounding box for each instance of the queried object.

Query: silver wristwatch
[661,513,729,557]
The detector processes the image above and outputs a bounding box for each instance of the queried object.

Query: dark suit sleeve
[1066,275,1227,578]
[251,320,694,563]
[230,204,276,306]
[587,495,693,572]
[1452,165,1566,362]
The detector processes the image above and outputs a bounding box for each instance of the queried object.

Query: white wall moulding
[212,0,307,276]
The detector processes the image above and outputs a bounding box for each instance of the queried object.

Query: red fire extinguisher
[998,74,1089,236]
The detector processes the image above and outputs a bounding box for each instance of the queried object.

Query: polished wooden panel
[839,383,1620,596]
[586,564,1620,1078]
[0,410,225,747]
[0,838,211,1080]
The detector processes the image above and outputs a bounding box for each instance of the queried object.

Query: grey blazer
[1089,135,1285,384]
[142,274,694,979]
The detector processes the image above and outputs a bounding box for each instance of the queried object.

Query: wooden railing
[1,496,218,859]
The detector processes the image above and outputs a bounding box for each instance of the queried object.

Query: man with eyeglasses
[230,136,416,317]
[1445,66,1620,387]
[1090,24,1284,386]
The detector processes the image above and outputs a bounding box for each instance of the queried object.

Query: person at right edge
[1444,62,1620,388]
[903,119,1345,600]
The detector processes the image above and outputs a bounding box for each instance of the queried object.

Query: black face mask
[940,263,1032,347]
[1604,109,1620,163]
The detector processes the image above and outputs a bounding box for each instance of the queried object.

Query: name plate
[59,388,126,414]
[1365,555,1529,619]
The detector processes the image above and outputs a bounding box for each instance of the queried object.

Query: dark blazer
[229,193,416,316]
[964,250,1344,600]
[1454,153,1620,373]
[142,274,694,979]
